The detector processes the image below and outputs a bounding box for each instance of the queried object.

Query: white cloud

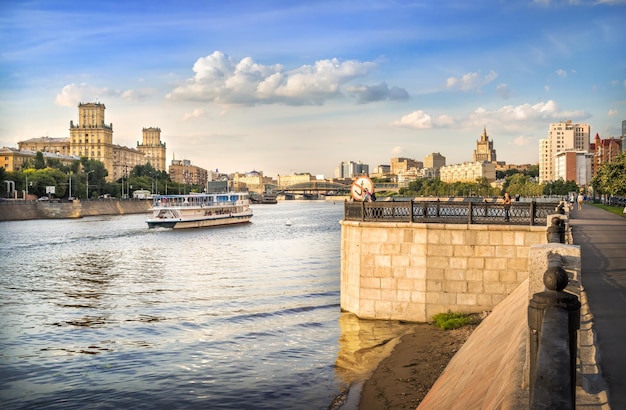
[392,100,589,132]
[555,69,567,78]
[390,110,456,130]
[182,108,209,121]
[446,70,498,93]
[391,110,432,129]
[466,100,590,130]
[166,51,383,106]
[391,146,406,156]
[56,83,152,106]
[608,109,618,116]
[55,83,112,107]
[120,88,154,102]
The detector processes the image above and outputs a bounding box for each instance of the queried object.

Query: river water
[0,201,418,410]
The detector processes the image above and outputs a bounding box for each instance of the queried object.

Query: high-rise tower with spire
[473,127,497,163]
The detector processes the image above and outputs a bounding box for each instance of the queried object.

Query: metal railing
[344,199,559,226]
[528,254,580,409]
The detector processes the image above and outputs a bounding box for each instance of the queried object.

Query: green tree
[34,152,46,170]
[0,167,6,197]
[80,157,108,198]
[542,179,578,197]
[503,174,543,198]
[591,152,626,197]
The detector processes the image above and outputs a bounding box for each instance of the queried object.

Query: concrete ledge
[417,244,609,409]
[418,279,529,409]
[0,200,151,221]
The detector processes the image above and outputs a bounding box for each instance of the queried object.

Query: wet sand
[356,321,479,410]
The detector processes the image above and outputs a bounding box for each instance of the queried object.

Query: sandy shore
[356,321,479,410]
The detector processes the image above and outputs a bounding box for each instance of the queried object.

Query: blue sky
[1,0,625,178]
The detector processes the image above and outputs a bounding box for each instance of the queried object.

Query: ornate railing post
[530,201,537,226]
[546,217,565,244]
[410,199,414,223]
[468,201,473,224]
[528,261,581,409]
[360,199,365,222]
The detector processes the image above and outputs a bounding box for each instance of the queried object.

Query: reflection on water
[335,312,423,386]
[0,202,420,409]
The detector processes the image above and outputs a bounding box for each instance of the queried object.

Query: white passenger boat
[146,192,253,229]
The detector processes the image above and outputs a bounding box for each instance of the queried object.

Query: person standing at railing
[503,192,512,221]
[363,187,372,202]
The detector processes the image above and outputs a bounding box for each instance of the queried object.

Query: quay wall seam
[0,201,151,221]
[340,220,546,322]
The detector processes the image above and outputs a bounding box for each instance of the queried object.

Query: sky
[1,0,625,178]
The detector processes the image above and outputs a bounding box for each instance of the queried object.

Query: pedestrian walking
[577,193,584,210]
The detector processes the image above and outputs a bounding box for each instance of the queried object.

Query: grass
[591,203,626,218]
[432,312,471,330]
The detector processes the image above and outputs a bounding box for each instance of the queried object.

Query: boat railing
[153,199,242,208]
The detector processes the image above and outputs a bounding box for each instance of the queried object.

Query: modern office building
[554,151,592,186]
[335,161,369,178]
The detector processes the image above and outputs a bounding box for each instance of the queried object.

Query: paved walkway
[569,203,626,409]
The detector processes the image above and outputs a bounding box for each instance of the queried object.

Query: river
[0,201,418,410]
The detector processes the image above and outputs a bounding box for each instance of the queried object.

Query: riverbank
[354,320,480,410]
[0,199,151,221]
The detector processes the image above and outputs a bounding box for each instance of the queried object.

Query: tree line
[391,154,626,201]
[0,153,201,199]
[2,151,624,201]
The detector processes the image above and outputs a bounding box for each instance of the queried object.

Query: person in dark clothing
[503,192,512,221]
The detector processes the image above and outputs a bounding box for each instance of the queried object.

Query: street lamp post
[86,170,95,199]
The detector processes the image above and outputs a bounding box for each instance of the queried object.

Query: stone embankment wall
[0,200,151,221]
[418,243,605,409]
[340,220,546,322]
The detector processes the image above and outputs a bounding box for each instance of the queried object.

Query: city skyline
[1,0,625,178]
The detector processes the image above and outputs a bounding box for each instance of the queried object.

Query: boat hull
[147,213,252,229]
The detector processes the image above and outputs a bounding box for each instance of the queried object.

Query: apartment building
[539,120,590,183]
[168,159,208,187]
[439,161,496,183]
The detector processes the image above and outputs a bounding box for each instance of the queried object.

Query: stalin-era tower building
[69,102,114,179]
[137,127,166,172]
[473,127,497,163]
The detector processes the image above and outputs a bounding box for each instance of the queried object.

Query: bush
[432,312,470,330]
